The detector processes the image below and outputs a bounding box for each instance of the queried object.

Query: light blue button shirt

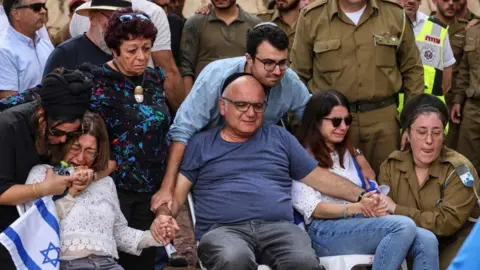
[0,26,53,91]
[168,56,311,145]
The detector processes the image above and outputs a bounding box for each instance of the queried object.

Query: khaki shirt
[452,23,480,104]
[179,6,262,78]
[378,148,478,237]
[449,19,467,91]
[256,9,297,52]
[290,0,424,102]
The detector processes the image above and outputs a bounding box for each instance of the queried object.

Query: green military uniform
[379,147,479,270]
[445,19,468,150]
[453,23,480,177]
[256,9,297,52]
[290,0,424,173]
[179,6,262,78]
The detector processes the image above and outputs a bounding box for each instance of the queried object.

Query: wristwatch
[354,148,364,157]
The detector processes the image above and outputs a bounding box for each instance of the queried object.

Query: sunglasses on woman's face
[15,2,47,13]
[323,115,353,128]
[48,122,84,138]
[118,13,150,23]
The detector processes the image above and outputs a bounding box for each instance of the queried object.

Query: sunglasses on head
[323,115,353,128]
[118,13,150,23]
[15,2,47,13]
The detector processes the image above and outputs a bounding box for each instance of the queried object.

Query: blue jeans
[308,215,439,270]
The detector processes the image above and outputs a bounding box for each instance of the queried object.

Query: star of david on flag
[0,197,60,270]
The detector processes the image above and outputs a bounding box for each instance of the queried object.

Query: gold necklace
[112,60,145,103]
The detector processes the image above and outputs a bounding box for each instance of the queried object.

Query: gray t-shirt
[180,125,318,240]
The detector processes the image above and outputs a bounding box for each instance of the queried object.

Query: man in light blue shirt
[150,23,313,210]
[0,0,53,99]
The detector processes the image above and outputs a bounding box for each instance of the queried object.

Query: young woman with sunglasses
[0,69,92,269]
[291,90,439,270]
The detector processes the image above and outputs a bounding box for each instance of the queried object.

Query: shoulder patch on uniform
[302,0,327,15]
[455,164,475,187]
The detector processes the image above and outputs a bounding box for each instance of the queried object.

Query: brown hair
[64,111,110,172]
[296,90,354,169]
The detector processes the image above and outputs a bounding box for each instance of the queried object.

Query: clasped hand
[150,214,180,246]
[358,191,391,218]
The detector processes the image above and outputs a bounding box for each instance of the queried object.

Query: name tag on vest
[425,35,441,44]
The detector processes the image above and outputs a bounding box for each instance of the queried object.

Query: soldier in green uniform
[179,0,261,92]
[290,0,424,173]
[451,0,480,182]
[256,0,305,51]
[379,94,479,270]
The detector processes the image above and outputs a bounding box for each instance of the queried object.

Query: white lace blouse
[292,151,363,224]
[25,165,150,260]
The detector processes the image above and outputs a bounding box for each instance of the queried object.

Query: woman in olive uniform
[378,94,479,270]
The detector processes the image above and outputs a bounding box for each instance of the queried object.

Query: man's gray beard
[92,26,112,55]
[98,39,112,55]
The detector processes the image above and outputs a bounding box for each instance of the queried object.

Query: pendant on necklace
[134,85,144,103]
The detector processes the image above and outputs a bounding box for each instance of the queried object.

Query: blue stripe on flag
[3,227,42,270]
[35,199,60,235]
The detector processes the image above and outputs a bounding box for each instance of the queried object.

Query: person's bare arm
[300,167,364,202]
[0,169,77,205]
[151,50,185,111]
[442,65,453,95]
[151,142,187,212]
[183,76,194,94]
[171,173,193,218]
[0,90,17,99]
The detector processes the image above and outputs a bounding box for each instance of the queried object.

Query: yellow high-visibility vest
[398,18,448,130]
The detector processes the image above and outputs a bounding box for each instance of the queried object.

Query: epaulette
[457,18,469,24]
[302,0,327,15]
[378,0,403,9]
[255,9,275,15]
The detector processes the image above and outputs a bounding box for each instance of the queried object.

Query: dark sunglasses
[323,115,353,128]
[48,122,84,138]
[118,13,150,23]
[15,3,47,13]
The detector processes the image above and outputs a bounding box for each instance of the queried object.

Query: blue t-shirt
[180,125,318,240]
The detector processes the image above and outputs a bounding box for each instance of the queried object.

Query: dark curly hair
[246,23,289,59]
[296,90,354,169]
[104,8,158,55]
[400,94,449,131]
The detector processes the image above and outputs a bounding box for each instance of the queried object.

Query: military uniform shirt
[179,6,261,78]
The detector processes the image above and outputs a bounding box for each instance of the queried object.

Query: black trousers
[117,189,157,270]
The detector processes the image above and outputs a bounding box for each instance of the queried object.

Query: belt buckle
[350,104,359,113]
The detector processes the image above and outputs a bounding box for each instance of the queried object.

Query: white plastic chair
[319,254,408,270]
[187,193,273,270]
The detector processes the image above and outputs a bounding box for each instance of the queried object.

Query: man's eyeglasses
[255,57,291,72]
[48,122,84,138]
[118,13,150,23]
[70,143,98,161]
[411,128,444,141]
[222,97,266,113]
[323,115,353,128]
[14,2,47,13]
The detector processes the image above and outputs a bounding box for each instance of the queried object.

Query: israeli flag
[0,197,60,270]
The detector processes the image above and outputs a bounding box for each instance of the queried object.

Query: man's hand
[195,3,212,14]
[451,103,462,124]
[151,185,174,213]
[150,215,180,245]
[355,154,375,182]
[400,131,408,151]
[466,18,479,30]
